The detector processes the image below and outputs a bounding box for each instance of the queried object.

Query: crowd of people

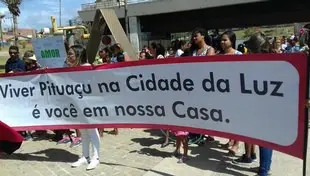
[137,29,309,62]
[4,42,130,170]
[131,26,309,176]
[2,24,310,176]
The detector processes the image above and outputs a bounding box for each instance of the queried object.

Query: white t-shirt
[234,50,243,55]
[175,49,184,57]
[81,63,91,66]
[281,43,287,51]
[157,55,165,59]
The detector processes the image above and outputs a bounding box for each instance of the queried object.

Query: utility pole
[124,0,129,37]
[59,0,62,26]
[0,13,4,50]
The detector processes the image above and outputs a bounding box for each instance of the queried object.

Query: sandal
[223,142,233,149]
[161,142,169,148]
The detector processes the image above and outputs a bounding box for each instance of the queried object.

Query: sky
[0,0,94,30]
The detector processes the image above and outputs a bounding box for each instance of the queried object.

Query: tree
[68,16,84,26]
[0,0,22,46]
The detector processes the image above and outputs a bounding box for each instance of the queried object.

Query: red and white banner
[0,54,307,159]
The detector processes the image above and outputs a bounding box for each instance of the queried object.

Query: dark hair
[210,33,221,52]
[221,31,237,49]
[112,43,124,53]
[100,47,112,58]
[9,45,19,52]
[237,44,246,54]
[101,47,109,53]
[151,43,165,57]
[140,51,153,59]
[191,28,212,45]
[176,40,185,50]
[69,45,87,66]
[116,52,125,62]
[150,42,156,50]
[145,52,153,59]
[190,28,212,54]
[192,28,207,40]
[291,36,298,42]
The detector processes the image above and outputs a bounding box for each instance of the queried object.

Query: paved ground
[0,129,309,176]
[0,51,9,57]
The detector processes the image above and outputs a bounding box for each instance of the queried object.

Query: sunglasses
[9,52,18,55]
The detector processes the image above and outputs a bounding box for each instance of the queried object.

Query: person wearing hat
[284,35,300,53]
[23,51,45,137]
[244,32,272,176]
[23,50,41,71]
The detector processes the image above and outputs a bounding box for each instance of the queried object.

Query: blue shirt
[285,45,300,53]
[5,58,26,73]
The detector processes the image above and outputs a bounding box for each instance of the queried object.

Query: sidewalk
[0,129,309,176]
[144,135,310,176]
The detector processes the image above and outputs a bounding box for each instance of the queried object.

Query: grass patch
[0,56,7,73]
[0,56,7,63]
[1,44,33,53]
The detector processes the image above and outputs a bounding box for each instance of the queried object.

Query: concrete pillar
[129,16,141,52]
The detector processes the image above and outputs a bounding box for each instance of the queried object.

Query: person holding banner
[191,28,215,56]
[110,43,131,63]
[4,45,32,141]
[243,32,273,176]
[22,51,48,137]
[66,45,101,170]
[190,28,216,144]
[58,44,83,147]
[96,47,112,65]
[218,31,243,157]
[23,50,41,71]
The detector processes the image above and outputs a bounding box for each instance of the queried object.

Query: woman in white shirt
[218,31,243,157]
[68,45,101,170]
[174,40,185,57]
[190,28,216,144]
